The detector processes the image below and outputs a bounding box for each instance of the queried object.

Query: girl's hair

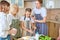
[25,8,32,12]
[24,8,32,17]
[10,4,19,13]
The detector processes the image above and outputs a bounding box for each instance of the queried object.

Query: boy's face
[25,11,31,17]
[2,5,10,14]
[1,5,5,12]
[4,5,10,14]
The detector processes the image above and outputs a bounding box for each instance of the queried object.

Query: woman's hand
[34,17,46,23]
[31,16,36,20]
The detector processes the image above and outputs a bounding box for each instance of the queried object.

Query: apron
[11,19,21,40]
[22,17,32,36]
[35,14,48,35]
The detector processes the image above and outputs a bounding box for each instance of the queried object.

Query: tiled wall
[47,9,60,22]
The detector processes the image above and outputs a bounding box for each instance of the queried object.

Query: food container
[17,38,24,40]
[29,37,36,40]
[11,28,17,36]
[18,36,36,40]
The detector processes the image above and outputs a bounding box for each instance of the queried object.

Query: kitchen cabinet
[46,9,60,39]
[47,21,60,39]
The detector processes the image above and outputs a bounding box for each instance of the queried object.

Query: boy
[0,1,17,40]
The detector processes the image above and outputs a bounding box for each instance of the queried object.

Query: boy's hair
[1,0,10,7]
[25,8,32,12]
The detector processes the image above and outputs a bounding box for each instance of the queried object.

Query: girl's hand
[9,28,17,36]
[34,27,36,30]
[31,16,36,20]
[28,30,33,34]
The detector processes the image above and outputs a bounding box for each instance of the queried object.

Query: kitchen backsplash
[47,9,60,22]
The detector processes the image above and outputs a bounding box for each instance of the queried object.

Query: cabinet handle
[54,23,56,28]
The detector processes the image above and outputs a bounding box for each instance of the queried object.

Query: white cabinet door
[43,0,60,8]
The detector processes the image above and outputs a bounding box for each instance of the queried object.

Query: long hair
[10,4,19,14]
[37,0,43,4]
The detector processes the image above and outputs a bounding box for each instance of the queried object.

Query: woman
[32,0,48,35]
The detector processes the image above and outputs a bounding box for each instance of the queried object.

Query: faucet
[55,15,58,21]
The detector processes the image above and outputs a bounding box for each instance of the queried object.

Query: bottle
[35,32,39,40]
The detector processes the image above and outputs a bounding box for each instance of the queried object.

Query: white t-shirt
[20,16,34,23]
[0,12,10,38]
[32,7,47,18]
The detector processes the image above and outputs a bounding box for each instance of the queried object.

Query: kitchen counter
[46,20,60,38]
[47,20,60,24]
[47,8,60,10]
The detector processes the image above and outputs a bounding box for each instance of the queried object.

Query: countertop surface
[47,20,60,24]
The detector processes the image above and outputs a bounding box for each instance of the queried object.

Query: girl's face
[35,1,41,8]
[25,11,31,17]
[11,6,19,15]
